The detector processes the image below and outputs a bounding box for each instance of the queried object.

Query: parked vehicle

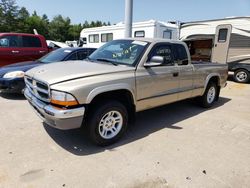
[180,16,250,83]
[0,33,52,67]
[79,20,179,48]
[0,47,96,93]
[24,38,228,146]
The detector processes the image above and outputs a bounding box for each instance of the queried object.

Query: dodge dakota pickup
[24,38,228,146]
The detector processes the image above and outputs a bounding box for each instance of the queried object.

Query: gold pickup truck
[24,38,228,145]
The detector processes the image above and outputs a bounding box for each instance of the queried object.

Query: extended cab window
[0,36,19,47]
[22,36,42,47]
[173,44,189,65]
[149,44,173,65]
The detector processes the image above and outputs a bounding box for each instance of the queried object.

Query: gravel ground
[0,78,250,188]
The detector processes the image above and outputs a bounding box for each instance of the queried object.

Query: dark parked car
[0,47,96,93]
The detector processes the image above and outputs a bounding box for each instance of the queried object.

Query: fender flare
[202,73,221,95]
[86,83,136,104]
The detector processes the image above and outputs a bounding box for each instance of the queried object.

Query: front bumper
[0,78,25,93]
[24,88,85,130]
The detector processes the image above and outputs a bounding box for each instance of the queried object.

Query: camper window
[101,33,113,42]
[134,31,145,38]
[218,29,228,42]
[89,34,99,43]
[163,30,172,39]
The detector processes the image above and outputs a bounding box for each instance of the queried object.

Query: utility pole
[124,0,133,38]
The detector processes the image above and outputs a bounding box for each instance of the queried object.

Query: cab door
[172,43,194,100]
[0,35,22,66]
[136,43,180,111]
[211,24,232,63]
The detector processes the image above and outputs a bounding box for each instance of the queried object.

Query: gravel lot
[0,78,250,188]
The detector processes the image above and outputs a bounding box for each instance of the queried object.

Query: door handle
[173,72,179,77]
[39,51,46,53]
[12,50,19,53]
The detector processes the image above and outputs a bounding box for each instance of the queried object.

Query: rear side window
[67,52,78,60]
[77,50,88,60]
[0,36,19,47]
[22,36,42,47]
[149,44,173,65]
[173,44,188,65]
[218,29,228,42]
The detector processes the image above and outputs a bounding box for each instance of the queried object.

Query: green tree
[0,0,19,32]
[48,15,71,41]
[68,24,82,40]
[24,14,49,37]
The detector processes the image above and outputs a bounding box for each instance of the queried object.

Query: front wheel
[86,100,128,146]
[233,69,250,83]
[199,82,218,108]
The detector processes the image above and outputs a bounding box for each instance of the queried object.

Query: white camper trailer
[79,20,179,48]
[180,16,250,83]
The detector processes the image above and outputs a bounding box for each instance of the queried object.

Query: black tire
[199,82,218,108]
[86,100,128,146]
[233,69,250,83]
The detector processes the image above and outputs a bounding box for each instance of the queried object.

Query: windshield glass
[39,48,72,63]
[88,39,149,66]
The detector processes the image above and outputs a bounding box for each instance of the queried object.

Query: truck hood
[25,60,136,85]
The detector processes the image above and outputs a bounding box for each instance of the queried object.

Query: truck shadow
[44,97,231,156]
[0,93,26,100]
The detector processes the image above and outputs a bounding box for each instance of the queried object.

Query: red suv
[0,33,50,67]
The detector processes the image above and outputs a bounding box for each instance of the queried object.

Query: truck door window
[173,44,189,65]
[218,29,228,42]
[0,36,19,47]
[22,36,42,47]
[149,44,173,65]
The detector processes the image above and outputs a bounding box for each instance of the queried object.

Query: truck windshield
[38,48,72,63]
[88,39,149,66]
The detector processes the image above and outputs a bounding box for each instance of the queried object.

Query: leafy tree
[48,15,71,41]
[68,24,82,40]
[0,0,111,42]
[0,0,19,32]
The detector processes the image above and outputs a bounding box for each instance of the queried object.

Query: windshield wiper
[95,58,118,66]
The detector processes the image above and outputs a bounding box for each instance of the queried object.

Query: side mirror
[144,56,164,67]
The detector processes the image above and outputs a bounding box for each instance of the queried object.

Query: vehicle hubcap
[98,111,123,139]
[207,86,216,104]
[236,71,247,81]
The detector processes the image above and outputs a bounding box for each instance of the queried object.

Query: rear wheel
[86,100,128,146]
[233,69,250,83]
[199,82,218,108]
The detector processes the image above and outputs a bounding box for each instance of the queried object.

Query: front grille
[25,76,50,102]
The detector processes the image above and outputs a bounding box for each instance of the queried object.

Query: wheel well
[208,76,220,101]
[87,90,136,123]
[234,68,249,74]
[209,76,220,86]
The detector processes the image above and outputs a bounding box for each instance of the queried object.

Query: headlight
[51,90,78,106]
[3,71,25,78]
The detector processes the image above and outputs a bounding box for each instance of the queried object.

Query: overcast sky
[16,0,250,24]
